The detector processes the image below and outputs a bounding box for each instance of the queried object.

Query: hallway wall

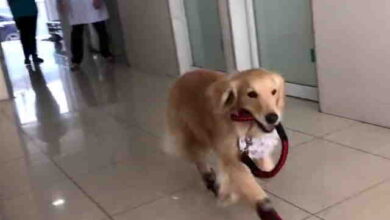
[116,0,180,77]
[313,0,390,127]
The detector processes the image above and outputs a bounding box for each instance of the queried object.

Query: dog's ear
[207,79,237,113]
[271,73,285,109]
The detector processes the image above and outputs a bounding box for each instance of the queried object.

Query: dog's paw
[256,157,275,172]
[256,199,282,220]
[217,190,239,207]
[202,170,219,196]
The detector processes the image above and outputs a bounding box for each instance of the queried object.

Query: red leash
[231,110,289,179]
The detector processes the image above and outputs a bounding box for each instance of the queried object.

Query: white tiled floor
[1,41,390,220]
[305,216,322,220]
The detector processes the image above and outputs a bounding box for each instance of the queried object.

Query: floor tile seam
[284,127,323,138]
[111,184,194,217]
[319,121,361,137]
[44,154,116,220]
[265,190,316,217]
[284,126,390,162]
[108,111,163,140]
[313,178,390,217]
[291,137,319,149]
[285,117,359,139]
[0,175,72,201]
[320,138,390,161]
[301,214,325,220]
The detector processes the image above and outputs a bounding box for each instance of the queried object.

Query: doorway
[170,0,318,100]
[184,0,226,71]
[252,0,317,100]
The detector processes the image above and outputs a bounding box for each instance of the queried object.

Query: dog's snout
[265,113,278,124]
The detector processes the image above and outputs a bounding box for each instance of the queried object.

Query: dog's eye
[247,91,258,98]
[272,89,277,96]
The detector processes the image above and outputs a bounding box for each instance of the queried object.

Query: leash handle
[240,124,289,179]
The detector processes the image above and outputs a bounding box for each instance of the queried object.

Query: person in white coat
[58,0,113,70]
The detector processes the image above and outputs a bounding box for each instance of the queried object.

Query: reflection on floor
[1,41,390,220]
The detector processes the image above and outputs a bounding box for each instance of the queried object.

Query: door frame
[168,0,236,73]
[169,0,319,101]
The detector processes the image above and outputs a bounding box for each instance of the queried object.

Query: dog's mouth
[255,120,275,133]
[231,109,276,133]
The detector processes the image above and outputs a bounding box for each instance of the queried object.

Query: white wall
[313,0,390,127]
[116,0,180,77]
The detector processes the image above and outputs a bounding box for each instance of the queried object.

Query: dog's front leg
[256,155,275,172]
[218,154,282,220]
[196,161,219,196]
[256,198,283,220]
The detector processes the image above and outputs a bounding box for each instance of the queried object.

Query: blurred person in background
[7,0,44,65]
[58,0,113,71]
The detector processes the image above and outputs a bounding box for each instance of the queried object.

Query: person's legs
[14,17,31,63]
[71,24,85,65]
[92,21,112,59]
[28,15,43,63]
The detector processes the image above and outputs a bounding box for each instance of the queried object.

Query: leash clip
[244,136,253,152]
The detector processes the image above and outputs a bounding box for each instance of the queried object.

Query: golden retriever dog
[166,69,285,220]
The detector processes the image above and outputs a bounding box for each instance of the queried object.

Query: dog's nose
[265,113,278,124]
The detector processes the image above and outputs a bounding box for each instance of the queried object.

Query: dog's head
[208,69,285,134]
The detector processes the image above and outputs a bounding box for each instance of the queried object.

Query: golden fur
[166,68,285,209]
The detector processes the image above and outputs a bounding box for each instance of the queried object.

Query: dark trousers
[14,15,38,60]
[71,21,111,64]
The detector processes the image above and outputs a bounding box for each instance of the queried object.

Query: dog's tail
[163,100,189,159]
[162,131,181,157]
[162,111,189,158]
[164,131,199,163]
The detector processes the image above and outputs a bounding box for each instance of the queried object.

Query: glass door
[169,0,235,73]
[252,0,318,99]
[183,0,226,71]
[170,0,318,100]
